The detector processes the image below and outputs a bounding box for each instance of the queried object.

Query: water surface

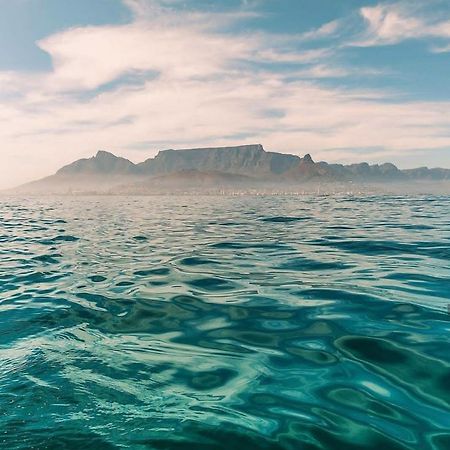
[1,195,449,449]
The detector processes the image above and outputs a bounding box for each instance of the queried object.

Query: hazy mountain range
[13,144,450,194]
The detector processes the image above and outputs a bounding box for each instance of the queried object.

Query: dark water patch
[180,367,238,391]
[313,238,450,261]
[179,256,216,266]
[134,422,288,450]
[0,428,120,450]
[396,224,435,231]
[337,336,450,408]
[38,235,79,245]
[133,267,170,276]
[385,272,449,285]
[31,253,62,264]
[307,418,413,450]
[148,280,169,286]
[431,434,450,450]
[338,336,408,364]
[260,216,310,223]
[115,281,134,287]
[211,241,288,250]
[418,243,450,260]
[314,239,417,256]
[132,235,148,241]
[1,270,69,286]
[89,275,107,283]
[188,277,237,291]
[278,257,351,272]
[382,273,450,301]
[53,234,79,242]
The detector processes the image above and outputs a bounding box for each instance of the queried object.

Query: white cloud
[36,24,256,91]
[432,43,450,53]
[256,48,330,64]
[300,19,341,41]
[0,0,450,189]
[356,2,450,47]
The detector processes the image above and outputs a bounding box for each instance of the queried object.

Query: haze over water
[1,194,449,449]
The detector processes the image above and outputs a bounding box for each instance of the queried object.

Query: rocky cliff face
[137,144,303,177]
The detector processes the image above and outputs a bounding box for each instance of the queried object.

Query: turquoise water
[1,194,449,450]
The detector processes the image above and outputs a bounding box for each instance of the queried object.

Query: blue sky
[1,0,450,187]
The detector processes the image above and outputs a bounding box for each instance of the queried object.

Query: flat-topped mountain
[138,144,301,176]
[57,145,303,177]
[13,144,450,193]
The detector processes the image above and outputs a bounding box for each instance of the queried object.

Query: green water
[0,195,449,449]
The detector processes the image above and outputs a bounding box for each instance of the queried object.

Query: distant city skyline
[1,0,450,189]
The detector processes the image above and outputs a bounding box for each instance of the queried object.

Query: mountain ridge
[12,144,450,193]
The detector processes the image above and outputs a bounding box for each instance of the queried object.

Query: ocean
[1,194,449,449]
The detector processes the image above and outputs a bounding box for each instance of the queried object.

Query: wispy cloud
[432,43,450,53]
[300,19,342,41]
[355,1,450,49]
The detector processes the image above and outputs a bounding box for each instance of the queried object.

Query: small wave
[259,216,310,223]
[277,257,351,272]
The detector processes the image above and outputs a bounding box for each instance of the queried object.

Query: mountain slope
[57,150,136,175]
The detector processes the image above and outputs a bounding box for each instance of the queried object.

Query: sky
[1,0,450,188]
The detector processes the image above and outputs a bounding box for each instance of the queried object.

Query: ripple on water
[133,267,170,277]
[179,256,217,266]
[259,216,310,223]
[277,257,351,272]
[188,277,237,291]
